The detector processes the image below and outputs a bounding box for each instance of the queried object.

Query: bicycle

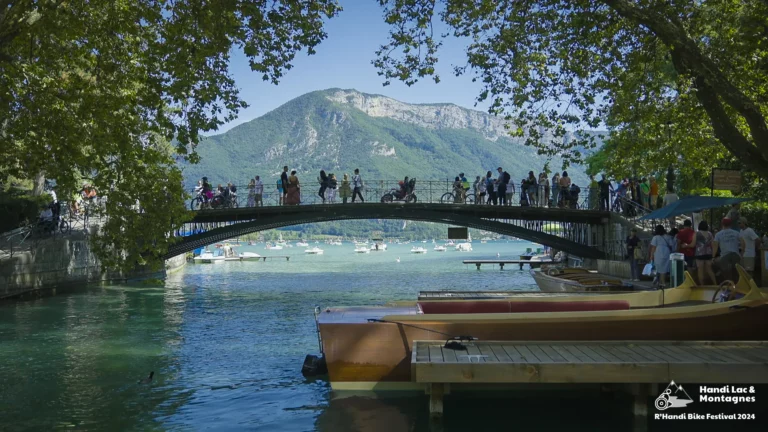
[440,190,474,204]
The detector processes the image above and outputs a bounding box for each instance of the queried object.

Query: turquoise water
[1,241,638,431]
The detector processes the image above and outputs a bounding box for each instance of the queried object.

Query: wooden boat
[531,267,631,292]
[397,270,752,309]
[316,266,768,390]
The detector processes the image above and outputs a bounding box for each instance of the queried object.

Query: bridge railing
[188,181,600,210]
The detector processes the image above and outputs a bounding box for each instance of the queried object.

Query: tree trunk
[603,0,768,179]
[31,171,45,196]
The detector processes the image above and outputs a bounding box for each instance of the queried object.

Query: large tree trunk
[603,0,768,180]
[31,172,45,196]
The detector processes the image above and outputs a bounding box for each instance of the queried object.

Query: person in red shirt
[677,219,696,268]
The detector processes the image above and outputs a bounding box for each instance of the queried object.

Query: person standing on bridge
[254,176,264,207]
[597,175,612,211]
[558,171,571,208]
[485,171,496,205]
[318,170,329,204]
[286,170,301,205]
[339,174,352,203]
[496,167,509,206]
[280,166,289,206]
[352,169,364,203]
[475,175,486,205]
[247,179,256,207]
[327,173,338,203]
[506,173,515,206]
[551,172,560,209]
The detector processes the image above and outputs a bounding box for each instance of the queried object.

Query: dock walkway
[463,259,561,270]
[412,340,768,424]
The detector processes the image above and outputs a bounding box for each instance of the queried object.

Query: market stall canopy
[639,196,753,220]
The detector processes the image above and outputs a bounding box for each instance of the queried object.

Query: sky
[218,0,487,133]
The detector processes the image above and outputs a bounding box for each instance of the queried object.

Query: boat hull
[531,268,628,292]
[320,300,768,389]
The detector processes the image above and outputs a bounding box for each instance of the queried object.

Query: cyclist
[459,173,470,201]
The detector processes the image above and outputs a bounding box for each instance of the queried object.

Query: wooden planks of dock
[463,259,560,270]
[412,340,768,422]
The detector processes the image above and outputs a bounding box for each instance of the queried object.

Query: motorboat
[330,240,343,246]
[454,242,472,251]
[313,266,768,391]
[239,252,261,261]
[354,246,370,254]
[370,241,387,252]
[531,267,630,292]
[296,241,310,247]
[193,249,225,264]
[305,247,324,255]
[410,246,427,254]
[433,245,446,252]
[265,242,283,250]
[276,233,288,248]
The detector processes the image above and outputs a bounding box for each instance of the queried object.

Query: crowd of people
[627,213,768,288]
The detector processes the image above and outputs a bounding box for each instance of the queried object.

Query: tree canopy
[374,0,768,179]
[0,0,340,270]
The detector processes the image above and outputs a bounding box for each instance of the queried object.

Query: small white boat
[238,252,261,261]
[193,250,225,264]
[296,241,310,247]
[410,246,427,254]
[354,246,370,254]
[305,247,324,255]
[455,242,473,252]
[433,245,446,252]
[330,240,343,246]
[370,242,387,252]
[265,242,283,250]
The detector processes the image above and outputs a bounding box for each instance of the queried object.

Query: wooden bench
[412,340,768,425]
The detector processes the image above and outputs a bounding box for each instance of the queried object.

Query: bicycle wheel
[440,192,453,204]
[465,194,475,204]
[190,197,201,211]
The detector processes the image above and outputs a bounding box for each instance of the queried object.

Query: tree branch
[602,0,768,170]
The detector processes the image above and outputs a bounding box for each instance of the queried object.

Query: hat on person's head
[739,217,748,225]
[721,218,732,227]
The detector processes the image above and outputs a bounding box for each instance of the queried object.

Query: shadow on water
[316,388,634,432]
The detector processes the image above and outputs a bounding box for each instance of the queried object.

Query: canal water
[1,241,636,431]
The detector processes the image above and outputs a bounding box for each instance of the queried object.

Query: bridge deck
[462,259,561,269]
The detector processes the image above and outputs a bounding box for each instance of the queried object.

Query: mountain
[184,88,600,188]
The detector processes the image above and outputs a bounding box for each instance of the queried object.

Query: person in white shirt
[254,176,264,207]
[351,168,364,202]
[713,218,741,281]
[738,217,760,273]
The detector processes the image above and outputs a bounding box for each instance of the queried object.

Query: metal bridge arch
[164,205,608,260]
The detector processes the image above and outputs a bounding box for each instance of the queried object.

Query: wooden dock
[260,255,289,261]
[412,340,768,424]
[463,259,560,270]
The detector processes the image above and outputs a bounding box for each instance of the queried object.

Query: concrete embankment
[0,236,185,301]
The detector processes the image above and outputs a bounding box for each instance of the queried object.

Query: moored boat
[433,245,446,252]
[410,246,427,254]
[193,249,225,264]
[238,252,261,261]
[315,266,768,390]
[354,246,370,254]
[531,267,630,292]
[305,247,324,255]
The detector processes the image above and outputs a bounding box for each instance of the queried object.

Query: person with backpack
[695,221,717,285]
[326,173,338,203]
[496,167,510,206]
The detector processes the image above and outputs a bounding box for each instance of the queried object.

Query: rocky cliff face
[325,89,513,142]
[185,88,597,188]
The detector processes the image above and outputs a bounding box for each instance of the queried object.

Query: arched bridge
[165,203,614,260]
